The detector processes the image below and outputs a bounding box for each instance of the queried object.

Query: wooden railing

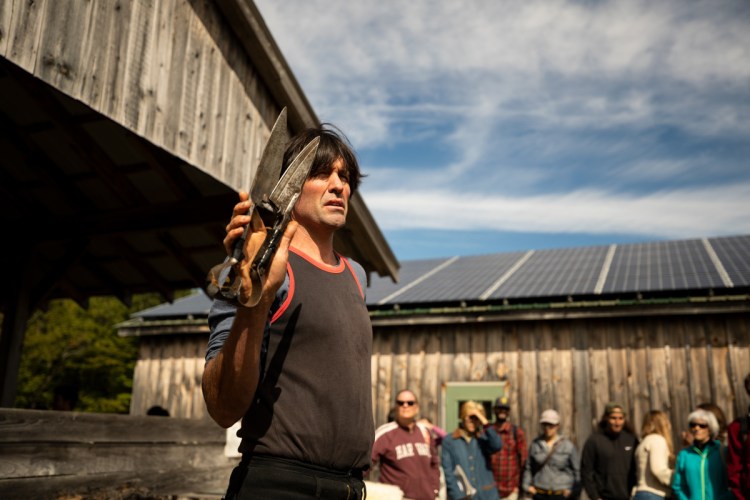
[0,409,233,499]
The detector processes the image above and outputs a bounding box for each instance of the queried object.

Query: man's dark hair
[597,406,636,435]
[282,124,363,192]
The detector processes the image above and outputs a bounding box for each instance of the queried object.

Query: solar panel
[601,239,725,294]
[366,257,453,304]
[402,252,527,303]
[369,252,526,304]
[488,245,609,299]
[708,235,750,287]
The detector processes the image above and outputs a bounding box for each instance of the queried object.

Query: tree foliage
[14,293,175,413]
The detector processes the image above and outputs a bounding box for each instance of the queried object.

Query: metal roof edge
[369,294,750,326]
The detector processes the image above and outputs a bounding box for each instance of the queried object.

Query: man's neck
[291,225,337,265]
[397,418,416,431]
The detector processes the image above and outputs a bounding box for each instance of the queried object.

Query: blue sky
[254,0,750,261]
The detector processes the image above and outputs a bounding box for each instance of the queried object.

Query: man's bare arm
[202,193,297,427]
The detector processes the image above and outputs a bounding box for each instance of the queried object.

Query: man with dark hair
[371,389,441,500]
[202,124,372,499]
[489,396,528,500]
[581,402,638,500]
[727,372,750,499]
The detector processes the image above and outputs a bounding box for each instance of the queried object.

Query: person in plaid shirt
[489,396,528,499]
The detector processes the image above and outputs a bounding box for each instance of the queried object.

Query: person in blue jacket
[672,408,732,500]
[442,400,503,500]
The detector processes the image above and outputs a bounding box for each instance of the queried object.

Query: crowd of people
[372,373,750,500]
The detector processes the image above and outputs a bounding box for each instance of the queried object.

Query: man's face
[494,406,510,422]
[395,391,419,425]
[293,158,350,231]
[607,411,625,433]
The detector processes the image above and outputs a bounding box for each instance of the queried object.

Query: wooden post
[0,256,33,407]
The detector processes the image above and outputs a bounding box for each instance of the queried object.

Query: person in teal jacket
[442,400,503,500]
[672,409,732,500]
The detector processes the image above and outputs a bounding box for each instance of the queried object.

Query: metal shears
[206,108,319,306]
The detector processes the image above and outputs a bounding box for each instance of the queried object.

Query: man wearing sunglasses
[371,390,441,500]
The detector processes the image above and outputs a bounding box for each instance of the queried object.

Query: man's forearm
[202,303,271,427]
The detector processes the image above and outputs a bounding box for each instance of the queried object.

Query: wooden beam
[2,61,149,208]
[111,236,174,303]
[32,192,235,242]
[157,230,210,291]
[0,253,33,407]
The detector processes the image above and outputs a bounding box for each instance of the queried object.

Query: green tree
[15,293,176,413]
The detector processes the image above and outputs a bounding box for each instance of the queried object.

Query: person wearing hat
[442,400,503,500]
[489,395,528,499]
[581,403,638,500]
[522,409,580,499]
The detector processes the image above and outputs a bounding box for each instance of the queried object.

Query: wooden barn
[0,0,397,405]
[0,0,396,496]
[120,235,750,450]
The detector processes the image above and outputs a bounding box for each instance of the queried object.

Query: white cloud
[364,182,750,238]
[256,0,750,245]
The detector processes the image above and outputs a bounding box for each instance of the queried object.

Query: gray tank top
[238,248,374,471]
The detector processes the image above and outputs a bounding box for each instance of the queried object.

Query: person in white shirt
[633,410,674,499]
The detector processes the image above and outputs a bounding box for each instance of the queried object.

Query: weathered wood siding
[131,335,208,419]
[0,408,232,499]
[372,312,750,448]
[1,0,275,192]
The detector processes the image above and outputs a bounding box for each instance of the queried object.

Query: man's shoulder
[374,422,400,442]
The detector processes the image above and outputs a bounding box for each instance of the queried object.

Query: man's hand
[224,192,298,307]
[223,191,254,257]
[239,217,297,308]
[528,486,537,495]
[469,410,489,427]
[563,489,571,498]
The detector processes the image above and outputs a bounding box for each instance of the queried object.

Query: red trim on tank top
[342,257,364,299]
[289,246,345,273]
[270,262,294,324]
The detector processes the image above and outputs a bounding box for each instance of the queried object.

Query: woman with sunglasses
[672,409,732,500]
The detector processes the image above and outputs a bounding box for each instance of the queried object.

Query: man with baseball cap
[522,409,580,499]
[581,402,638,500]
[489,395,528,499]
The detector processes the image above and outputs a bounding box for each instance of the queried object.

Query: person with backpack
[489,396,528,499]
[521,409,580,499]
[727,372,750,500]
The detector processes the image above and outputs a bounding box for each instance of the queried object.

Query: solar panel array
[369,235,750,306]
[709,235,750,286]
[601,239,725,294]
[489,245,610,300]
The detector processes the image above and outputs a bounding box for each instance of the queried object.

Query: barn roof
[368,234,750,307]
[123,234,750,328]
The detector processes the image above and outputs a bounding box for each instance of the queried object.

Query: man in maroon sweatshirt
[371,390,441,500]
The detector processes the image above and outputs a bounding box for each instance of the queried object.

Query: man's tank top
[238,247,374,471]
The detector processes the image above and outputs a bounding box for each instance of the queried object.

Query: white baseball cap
[540,409,560,425]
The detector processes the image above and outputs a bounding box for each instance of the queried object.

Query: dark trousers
[533,494,566,500]
[224,455,366,500]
